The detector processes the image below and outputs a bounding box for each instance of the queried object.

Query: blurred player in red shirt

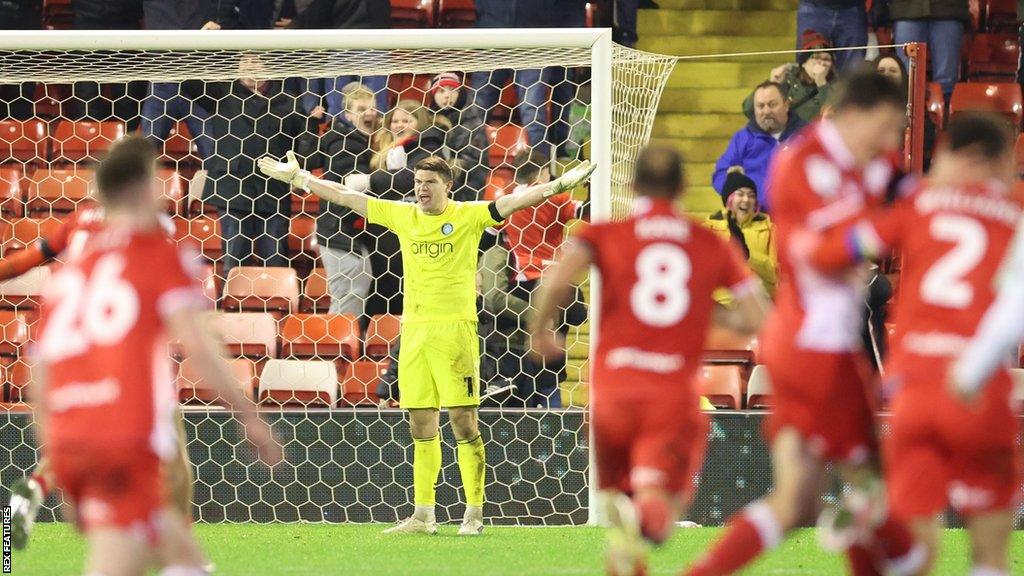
[686,72,923,576]
[30,135,281,576]
[530,145,768,576]
[808,113,1022,575]
[5,209,196,553]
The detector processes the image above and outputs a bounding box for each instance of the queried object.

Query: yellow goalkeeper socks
[457,435,486,507]
[413,434,442,507]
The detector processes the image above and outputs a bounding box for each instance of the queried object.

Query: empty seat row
[0,119,126,164]
[0,165,185,217]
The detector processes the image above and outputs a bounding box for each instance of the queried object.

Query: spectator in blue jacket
[713,81,806,212]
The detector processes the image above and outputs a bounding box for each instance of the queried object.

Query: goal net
[0,29,675,525]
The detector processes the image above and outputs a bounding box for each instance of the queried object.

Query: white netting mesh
[0,33,674,524]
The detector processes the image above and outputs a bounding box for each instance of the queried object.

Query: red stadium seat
[745,365,772,409]
[703,325,758,364]
[438,0,475,27]
[221,266,300,317]
[288,215,318,259]
[43,0,74,29]
[0,217,62,257]
[51,120,126,163]
[0,120,47,163]
[0,267,50,311]
[0,166,25,218]
[157,121,200,164]
[206,312,279,360]
[970,0,983,31]
[342,360,387,406]
[301,268,331,313]
[391,0,436,27]
[1015,133,1024,177]
[949,82,1023,129]
[698,364,744,410]
[25,167,95,216]
[985,0,1018,32]
[172,215,222,260]
[0,310,32,358]
[484,123,529,167]
[926,82,946,130]
[585,1,599,27]
[5,359,32,402]
[195,262,220,304]
[365,314,401,358]
[484,167,515,201]
[258,358,338,407]
[290,191,319,216]
[178,356,257,404]
[279,313,361,360]
[967,34,1019,80]
[387,74,434,106]
[156,168,185,214]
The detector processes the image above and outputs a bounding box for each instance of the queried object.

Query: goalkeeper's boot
[9,477,43,550]
[605,493,648,576]
[382,514,438,535]
[458,505,484,536]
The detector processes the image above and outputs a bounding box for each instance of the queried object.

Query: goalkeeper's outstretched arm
[257,151,370,216]
[494,161,597,219]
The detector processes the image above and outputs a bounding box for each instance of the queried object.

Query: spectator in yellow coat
[704,167,777,300]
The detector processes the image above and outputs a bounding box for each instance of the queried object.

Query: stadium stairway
[560,0,796,406]
[639,0,797,217]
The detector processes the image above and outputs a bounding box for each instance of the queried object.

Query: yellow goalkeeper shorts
[397,320,480,410]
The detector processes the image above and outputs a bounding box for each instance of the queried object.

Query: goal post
[0,28,675,526]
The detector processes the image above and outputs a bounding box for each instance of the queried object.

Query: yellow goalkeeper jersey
[367,198,502,324]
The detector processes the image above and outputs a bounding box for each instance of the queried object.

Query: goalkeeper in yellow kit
[258,152,595,535]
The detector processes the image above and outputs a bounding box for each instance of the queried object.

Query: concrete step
[566,361,590,382]
[682,185,725,214]
[639,9,795,37]
[666,61,777,90]
[687,161,718,187]
[636,35,792,58]
[560,381,588,407]
[650,136,730,163]
[651,112,747,139]
[658,87,751,113]
[656,0,798,10]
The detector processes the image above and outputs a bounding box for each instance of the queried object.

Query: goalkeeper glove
[257,151,311,191]
[548,160,597,197]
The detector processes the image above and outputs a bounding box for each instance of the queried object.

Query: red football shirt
[812,180,1024,388]
[504,185,579,282]
[37,223,206,458]
[764,120,897,353]
[575,197,756,403]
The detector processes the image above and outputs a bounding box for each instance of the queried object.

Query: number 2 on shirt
[630,243,691,327]
[40,253,140,361]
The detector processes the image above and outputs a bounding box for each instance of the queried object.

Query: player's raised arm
[528,239,592,360]
[712,287,770,335]
[493,161,597,219]
[166,309,283,466]
[258,150,370,216]
[951,220,1024,399]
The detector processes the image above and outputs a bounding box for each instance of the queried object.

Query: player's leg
[384,323,442,534]
[450,406,485,535]
[684,427,823,576]
[965,510,1014,575]
[166,411,194,520]
[592,397,644,576]
[153,508,208,576]
[9,458,56,549]
[83,528,155,576]
[443,321,486,535]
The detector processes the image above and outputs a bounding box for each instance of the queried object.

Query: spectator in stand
[891,0,970,98]
[427,73,491,201]
[744,30,836,124]
[139,0,272,162]
[796,1,868,71]
[313,84,379,315]
[69,0,146,125]
[0,0,39,120]
[186,57,321,274]
[278,0,391,115]
[469,0,579,157]
[703,167,777,300]
[717,81,806,212]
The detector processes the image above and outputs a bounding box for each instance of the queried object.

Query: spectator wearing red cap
[742,30,836,123]
[796,1,868,71]
[428,73,491,201]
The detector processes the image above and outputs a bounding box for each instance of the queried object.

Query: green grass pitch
[10,523,1024,575]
